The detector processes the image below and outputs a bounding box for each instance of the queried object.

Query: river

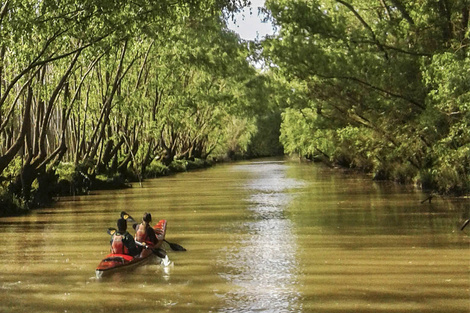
[0,158,468,313]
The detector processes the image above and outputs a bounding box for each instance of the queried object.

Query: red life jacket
[135,223,150,243]
[111,233,129,255]
[135,223,157,245]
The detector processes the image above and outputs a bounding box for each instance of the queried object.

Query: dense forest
[263,0,470,195]
[0,0,281,214]
[0,0,469,215]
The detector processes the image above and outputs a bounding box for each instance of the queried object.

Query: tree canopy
[262,0,470,194]
[0,0,281,212]
[1,0,468,215]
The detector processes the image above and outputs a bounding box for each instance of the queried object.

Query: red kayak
[95,219,167,277]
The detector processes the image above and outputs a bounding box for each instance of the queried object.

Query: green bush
[55,162,76,183]
[169,160,188,172]
[391,163,417,184]
[2,156,23,180]
[144,160,170,178]
[92,173,129,190]
[53,162,92,195]
[416,169,438,191]
[0,187,27,217]
[186,158,207,170]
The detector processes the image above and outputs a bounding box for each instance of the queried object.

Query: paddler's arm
[148,227,163,249]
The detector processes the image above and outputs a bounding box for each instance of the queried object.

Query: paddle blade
[165,240,186,251]
[120,212,138,231]
[107,228,117,236]
[121,211,135,222]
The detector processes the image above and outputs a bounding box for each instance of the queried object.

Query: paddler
[135,212,163,249]
[110,218,140,256]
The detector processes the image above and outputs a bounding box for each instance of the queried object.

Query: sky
[226,0,275,41]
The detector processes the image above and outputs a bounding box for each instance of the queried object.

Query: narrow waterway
[0,159,468,313]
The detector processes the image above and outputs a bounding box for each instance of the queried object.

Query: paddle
[121,211,186,251]
[107,227,167,258]
[461,219,470,231]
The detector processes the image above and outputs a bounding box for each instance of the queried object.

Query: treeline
[0,0,281,215]
[5,0,466,216]
[262,0,470,195]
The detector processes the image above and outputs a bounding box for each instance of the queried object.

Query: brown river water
[0,158,469,313]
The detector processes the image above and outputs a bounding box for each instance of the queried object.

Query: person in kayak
[135,212,163,249]
[110,218,140,256]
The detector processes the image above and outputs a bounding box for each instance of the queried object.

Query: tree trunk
[140,138,154,175]
[87,41,128,161]
[0,85,32,175]
[31,50,81,169]
[117,139,139,173]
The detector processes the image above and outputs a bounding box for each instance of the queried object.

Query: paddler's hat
[143,212,152,223]
[117,218,127,232]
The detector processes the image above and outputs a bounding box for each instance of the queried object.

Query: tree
[1,0,262,209]
[263,0,470,194]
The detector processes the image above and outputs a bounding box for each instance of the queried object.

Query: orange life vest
[135,223,149,243]
[111,233,129,255]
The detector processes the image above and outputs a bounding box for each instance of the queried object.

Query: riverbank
[3,153,466,218]
[293,155,470,203]
[0,158,215,217]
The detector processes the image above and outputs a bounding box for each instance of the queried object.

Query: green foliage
[1,157,24,181]
[280,107,336,161]
[186,158,211,170]
[0,186,28,217]
[247,110,284,157]
[92,173,129,190]
[0,0,279,215]
[265,0,470,194]
[55,162,76,183]
[335,126,376,170]
[420,52,470,194]
[215,116,258,159]
[169,160,188,172]
[144,160,170,178]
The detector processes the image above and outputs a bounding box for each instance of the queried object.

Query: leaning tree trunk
[87,41,128,162]
[0,84,32,175]
[117,139,139,174]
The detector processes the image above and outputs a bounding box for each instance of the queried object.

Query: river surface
[0,158,469,313]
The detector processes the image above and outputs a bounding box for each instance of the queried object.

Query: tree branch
[0,84,32,175]
[32,50,81,168]
[0,0,9,26]
[336,0,389,60]
[303,61,425,110]
[387,0,414,25]
[0,68,40,133]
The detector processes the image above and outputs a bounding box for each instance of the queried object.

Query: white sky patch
[227,0,275,41]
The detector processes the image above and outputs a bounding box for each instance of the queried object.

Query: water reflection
[219,161,304,312]
[0,158,468,313]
